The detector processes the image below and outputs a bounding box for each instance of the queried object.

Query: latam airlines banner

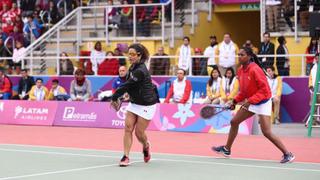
[0,100,57,125]
[0,100,253,135]
[213,0,259,4]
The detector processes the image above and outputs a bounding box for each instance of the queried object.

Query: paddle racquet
[200,104,231,119]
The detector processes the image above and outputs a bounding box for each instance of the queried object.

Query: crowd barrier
[8,76,310,123]
[0,100,254,135]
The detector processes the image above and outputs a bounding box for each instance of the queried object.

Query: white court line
[0,148,120,159]
[0,161,143,180]
[153,158,320,173]
[2,143,320,165]
[0,147,319,173]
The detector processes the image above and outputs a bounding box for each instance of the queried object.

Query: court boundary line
[0,146,320,173]
[1,143,319,165]
[0,161,143,180]
[153,158,320,173]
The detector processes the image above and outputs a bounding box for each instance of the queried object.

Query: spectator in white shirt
[10,40,26,74]
[90,41,105,75]
[215,33,238,75]
[175,36,194,73]
[204,35,218,75]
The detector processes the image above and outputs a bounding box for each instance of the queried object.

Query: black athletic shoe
[212,145,231,157]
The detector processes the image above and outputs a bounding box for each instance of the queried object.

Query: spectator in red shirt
[305,37,318,75]
[98,51,119,75]
[164,69,192,104]
[0,0,12,11]
[9,2,21,16]
[0,68,12,99]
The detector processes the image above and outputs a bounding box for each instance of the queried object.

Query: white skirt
[126,102,157,120]
[248,99,272,116]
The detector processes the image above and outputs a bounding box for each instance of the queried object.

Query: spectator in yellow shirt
[29,78,49,101]
[48,79,69,101]
[220,67,239,105]
[205,67,221,104]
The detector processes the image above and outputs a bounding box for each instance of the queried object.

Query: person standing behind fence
[204,35,218,75]
[175,36,194,73]
[91,41,105,75]
[59,52,74,75]
[149,46,170,75]
[215,33,238,76]
[258,32,275,69]
[276,36,290,76]
[266,66,282,124]
[305,37,318,75]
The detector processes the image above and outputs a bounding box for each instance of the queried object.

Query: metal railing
[261,0,320,41]
[0,54,317,76]
[22,1,175,60]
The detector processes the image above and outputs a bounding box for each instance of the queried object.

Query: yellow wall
[171,11,260,55]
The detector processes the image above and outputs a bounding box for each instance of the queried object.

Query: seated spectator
[0,68,12,99]
[48,79,69,101]
[114,47,126,66]
[138,0,159,36]
[267,66,282,124]
[119,0,133,35]
[10,40,26,74]
[0,38,9,67]
[10,2,21,17]
[98,51,119,75]
[9,26,24,44]
[59,52,74,75]
[0,3,9,19]
[29,78,49,101]
[14,16,24,33]
[21,0,36,16]
[220,67,238,105]
[90,41,105,75]
[0,27,8,41]
[305,37,318,75]
[70,69,92,101]
[164,69,192,104]
[192,48,207,75]
[112,65,127,93]
[105,0,120,30]
[0,0,12,12]
[1,3,15,35]
[17,69,35,100]
[48,0,62,24]
[204,67,221,104]
[149,46,170,75]
[36,0,50,10]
